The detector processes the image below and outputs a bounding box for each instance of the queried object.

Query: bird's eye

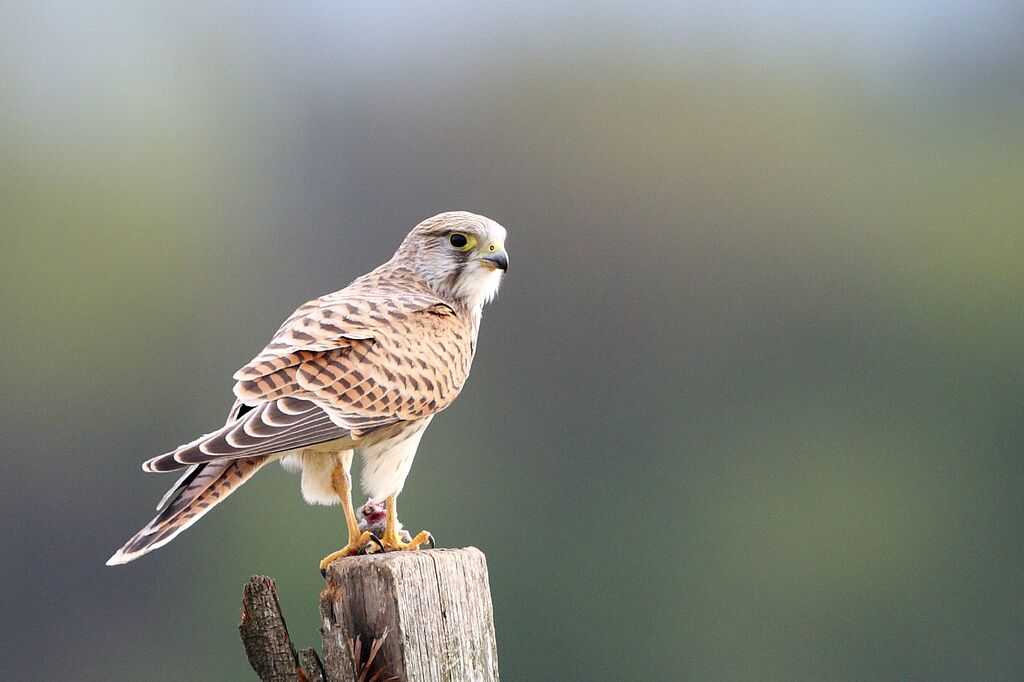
[448,232,472,250]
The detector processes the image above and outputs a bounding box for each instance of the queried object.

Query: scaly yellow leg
[379,495,433,552]
[319,454,379,574]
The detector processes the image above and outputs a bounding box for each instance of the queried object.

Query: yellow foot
[380,529,435,552]
[319,531,380,574]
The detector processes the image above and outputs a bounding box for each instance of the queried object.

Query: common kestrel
[108,211,508,572]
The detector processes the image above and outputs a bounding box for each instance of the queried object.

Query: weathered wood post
[240,575,317,682]
[240,547,500,682]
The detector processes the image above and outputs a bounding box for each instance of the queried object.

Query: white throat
[450,265,503,311]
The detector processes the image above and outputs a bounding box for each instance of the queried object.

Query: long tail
[106,456,268,565]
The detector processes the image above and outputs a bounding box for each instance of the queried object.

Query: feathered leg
[318,451,381,574]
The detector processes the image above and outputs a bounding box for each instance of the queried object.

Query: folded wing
[144,289,475,472]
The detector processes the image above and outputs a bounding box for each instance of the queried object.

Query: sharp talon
[320,567,327,578]
[320,529,379,569]
[425,533,435,549]
[358,533,383,555]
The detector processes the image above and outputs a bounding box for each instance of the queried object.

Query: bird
[107,211,508,572]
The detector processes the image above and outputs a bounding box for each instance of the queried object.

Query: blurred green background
[2,2,1022,680]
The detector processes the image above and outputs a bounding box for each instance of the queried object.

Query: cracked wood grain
[320,547,499,682]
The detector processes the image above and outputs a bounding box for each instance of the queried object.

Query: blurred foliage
[2,3,1022,681]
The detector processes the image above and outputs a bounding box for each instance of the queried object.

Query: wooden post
[240,548,500,682]
[239,576,312,682]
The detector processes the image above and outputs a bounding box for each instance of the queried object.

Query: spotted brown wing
[232,292,476,432]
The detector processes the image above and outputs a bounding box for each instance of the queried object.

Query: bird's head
[396,211,509,310]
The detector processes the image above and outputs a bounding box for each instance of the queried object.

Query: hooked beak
[480,249,509,272]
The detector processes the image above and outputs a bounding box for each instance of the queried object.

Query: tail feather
[106,456,268,565]
[156,463,206,511]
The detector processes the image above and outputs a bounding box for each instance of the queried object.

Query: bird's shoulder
[234,268,468,384]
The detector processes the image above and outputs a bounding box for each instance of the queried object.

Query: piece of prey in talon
[358,498,415,553]
[107,211,509,573]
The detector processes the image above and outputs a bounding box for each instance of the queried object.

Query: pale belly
[277,417,433,505]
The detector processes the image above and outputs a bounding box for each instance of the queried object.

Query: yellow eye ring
[448,232,475,251]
